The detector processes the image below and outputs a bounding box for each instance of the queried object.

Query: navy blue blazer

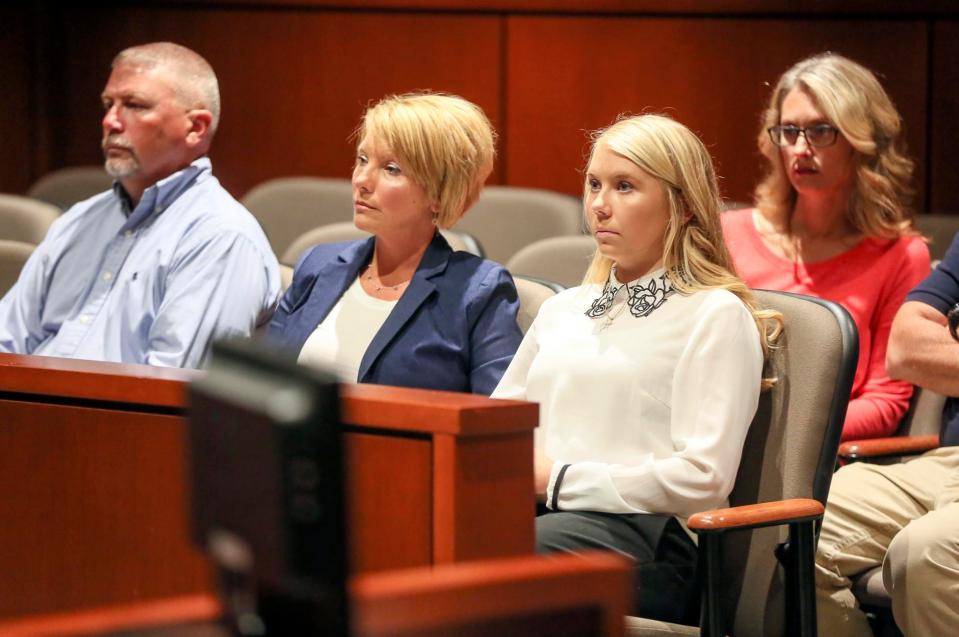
[267,233,522,395]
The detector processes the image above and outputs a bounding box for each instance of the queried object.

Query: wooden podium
[0,353,536,619]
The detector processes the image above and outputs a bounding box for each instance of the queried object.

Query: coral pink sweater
[722,208,930,440]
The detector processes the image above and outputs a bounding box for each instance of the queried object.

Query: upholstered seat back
[507,235,596,289]
[723,291,857,636]
[0,194,60,245]
[453,186,584,264]
[27,165,113,211]
[242,177,354,258]
[0,239,35,297]
[626,290,858,637]
[513,276,563,335]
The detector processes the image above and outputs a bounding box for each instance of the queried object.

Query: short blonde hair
[584,114,782,381]
[755,53,916,239]
[356,92,496,229]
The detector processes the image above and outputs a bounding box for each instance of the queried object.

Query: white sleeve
[490,319,539,401]
[552,296,764,517]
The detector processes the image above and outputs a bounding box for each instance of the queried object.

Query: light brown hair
[755,53,916,239]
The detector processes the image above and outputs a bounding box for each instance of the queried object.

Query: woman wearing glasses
[722,53,929,441]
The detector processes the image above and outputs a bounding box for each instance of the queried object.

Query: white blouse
[297,277,396,382]
[492,269,764,519]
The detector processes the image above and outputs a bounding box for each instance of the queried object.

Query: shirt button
[79,315,91,324]
[103,272,113,281]
[125,230,134,238]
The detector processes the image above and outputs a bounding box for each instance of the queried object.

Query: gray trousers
[537,510,699,624]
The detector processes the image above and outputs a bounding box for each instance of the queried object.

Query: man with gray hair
[0,42,280,368]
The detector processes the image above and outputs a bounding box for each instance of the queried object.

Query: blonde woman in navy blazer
[268,93,521,394]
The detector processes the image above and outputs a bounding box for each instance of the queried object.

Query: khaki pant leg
[815,453,949,637]
[883,447,959,636]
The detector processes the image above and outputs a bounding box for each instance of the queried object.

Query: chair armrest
[687,498,823,533]
[838,435,939,461]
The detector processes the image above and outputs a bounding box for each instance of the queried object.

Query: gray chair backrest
[506,235,595,289]
[241,177,354,258]
[278,264,294,292]
[513,276,563,335]
[281,222,483,266]
[915,213,959,262]
[0,240,35,297]
[0,195,60,244]
[628,291,859,637]
[26,165,113,211]
[895,384,946,439]
[453,186,584,264]
[282,222,366,265]
[722,290,857,637]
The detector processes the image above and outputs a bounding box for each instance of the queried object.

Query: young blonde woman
[493,114,781,621]
[723,53,930,440]
[269,92,521,394]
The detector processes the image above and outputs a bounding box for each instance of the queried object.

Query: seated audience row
[0,40,954,633]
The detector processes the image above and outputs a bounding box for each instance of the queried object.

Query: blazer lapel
[288,238,374,352]
[359,233,451,381]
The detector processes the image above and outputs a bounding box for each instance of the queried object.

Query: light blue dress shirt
[0,158,280,368]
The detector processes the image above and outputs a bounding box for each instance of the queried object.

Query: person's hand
[534,449,555,503]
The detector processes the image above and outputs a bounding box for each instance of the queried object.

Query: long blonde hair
[754,53,916,239]
[584,114,782,383]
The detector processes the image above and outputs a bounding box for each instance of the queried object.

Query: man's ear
[185,109,213,147]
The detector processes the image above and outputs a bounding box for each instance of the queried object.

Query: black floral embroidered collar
[585,267,675,324]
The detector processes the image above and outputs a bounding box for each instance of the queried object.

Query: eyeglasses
[767,124,840,148]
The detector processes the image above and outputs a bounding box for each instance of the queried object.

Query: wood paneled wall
[1,8,36,195]
[3,3,957,210]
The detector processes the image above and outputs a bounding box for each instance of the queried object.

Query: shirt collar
[114,157,211,231]
[610,265,668,288]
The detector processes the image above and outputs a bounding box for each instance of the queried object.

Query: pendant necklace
[599,283,632,330]
[585,269,632,331]
[364,263,409,292]
[585,267,675,329]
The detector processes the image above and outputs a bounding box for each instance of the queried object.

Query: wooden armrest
[351,552,632,637]
[688,498,823,533]
[838,435,939,460]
